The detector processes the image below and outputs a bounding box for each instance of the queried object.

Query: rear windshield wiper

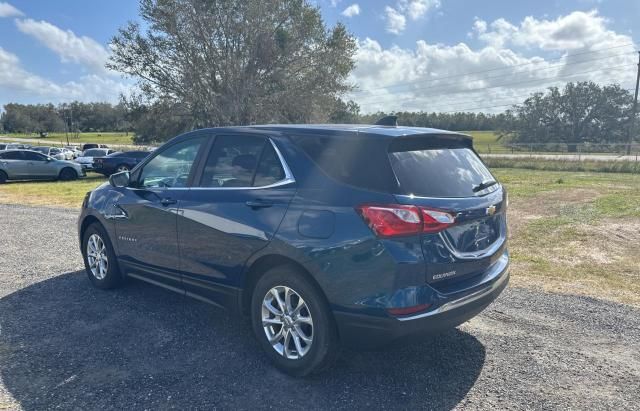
[472,179,498,193]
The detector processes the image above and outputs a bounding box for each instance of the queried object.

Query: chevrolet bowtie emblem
[486,205,497,216]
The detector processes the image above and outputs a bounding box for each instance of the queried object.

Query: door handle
[160,197,178,207]
[245,200,273,209]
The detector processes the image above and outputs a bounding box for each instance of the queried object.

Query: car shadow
[0,271,486,410]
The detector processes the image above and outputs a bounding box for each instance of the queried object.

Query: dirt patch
[507,188,601,236]
[507,187,640,306]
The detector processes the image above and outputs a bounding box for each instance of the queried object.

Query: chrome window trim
[163,138,295,191]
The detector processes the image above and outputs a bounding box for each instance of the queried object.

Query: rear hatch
[388,135,507,285]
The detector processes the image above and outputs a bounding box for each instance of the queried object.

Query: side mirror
[109,171,130,188]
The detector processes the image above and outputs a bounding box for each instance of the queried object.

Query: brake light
[356,205,422,238]
[421,208,456,233]
[356,204,456,238]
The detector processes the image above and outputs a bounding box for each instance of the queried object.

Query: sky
[0,0,638,113]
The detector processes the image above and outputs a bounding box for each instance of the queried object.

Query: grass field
[465,130,501,150]
[0,167,638,306]
[0,132,135,145]
[0,173,106,207]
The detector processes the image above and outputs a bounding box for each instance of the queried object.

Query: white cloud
[329,0,341,7]
[474,10,629,51]
[341,3,360,17]
[0,46,129,106]
[0,2,22,17]
[15,18,110,74]
[385,6,406,34]
[349,11,636,113]
[398,0,441,20]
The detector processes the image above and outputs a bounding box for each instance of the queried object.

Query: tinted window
[138,137,204,188]
[200,135,265,188]
[23,151,47,161]
[83,149,107,157]
[291,135,398,192]
[132,151,151,159]
[0,151,23,160]
[32,147,48,154]
[389,147,494,198]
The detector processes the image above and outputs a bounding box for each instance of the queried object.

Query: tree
[505,82,635,151]
[108,0,356,140]
[329,99,360,123]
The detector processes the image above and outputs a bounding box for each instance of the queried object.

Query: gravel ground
[0,204,639,410]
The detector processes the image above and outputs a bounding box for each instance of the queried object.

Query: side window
[2,152,23,160]
[200,135,265,188]
[23,152,47,161]
[138,137,205,188]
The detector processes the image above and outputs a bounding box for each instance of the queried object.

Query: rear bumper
[333,257,509,349]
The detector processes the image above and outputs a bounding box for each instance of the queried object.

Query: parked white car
[75,148,115,171]
[59,147,75,160]
[32,146,66,160]
[64,146,83,158]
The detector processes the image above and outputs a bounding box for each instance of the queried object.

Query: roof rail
[374,115,398,126]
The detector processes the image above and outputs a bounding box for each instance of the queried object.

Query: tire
[82,223,124,289]
[0,170,7,184]
[251,265,339,377]
[58,167,78,181]
[115,164,130,173]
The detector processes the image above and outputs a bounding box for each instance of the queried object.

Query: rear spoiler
[389,133,473,152]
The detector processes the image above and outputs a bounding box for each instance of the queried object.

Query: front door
[21,151,56,178]
[114,135,206,291]
[177,134,296,307]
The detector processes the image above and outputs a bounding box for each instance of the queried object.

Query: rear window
[389,147,494,198]
[83,149,107,157]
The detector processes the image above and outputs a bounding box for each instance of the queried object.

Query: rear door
[177,134,296,307]
[0,151,27,178]
[388,137,507,284]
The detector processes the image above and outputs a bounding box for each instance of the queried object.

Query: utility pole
[628,51,640,155]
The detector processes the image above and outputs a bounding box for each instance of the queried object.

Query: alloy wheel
[86,233,109,280]
[262,286,314,360]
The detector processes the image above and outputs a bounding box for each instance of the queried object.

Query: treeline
[358,111,504,131]
[0,102,129,134]
[0,101,503,140]
[1,82,636,147]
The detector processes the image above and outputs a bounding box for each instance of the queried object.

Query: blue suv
[78,122,509,376]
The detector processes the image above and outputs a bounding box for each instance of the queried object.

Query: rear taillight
[356,204,456,238]
[421,208,456,233]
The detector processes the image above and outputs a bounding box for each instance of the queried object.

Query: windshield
[83,149,107,157]
[33,147,48,154]
[389,147,496,198]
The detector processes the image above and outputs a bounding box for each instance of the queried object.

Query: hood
[76,156,93,162]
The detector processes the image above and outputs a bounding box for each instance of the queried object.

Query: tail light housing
[356,204,456,238]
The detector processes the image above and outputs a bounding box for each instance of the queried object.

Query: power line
[397,87,636,113]
[354,63,636,107]
[431,88,637,113]
[352,50,636,100]
[350,43,635,94]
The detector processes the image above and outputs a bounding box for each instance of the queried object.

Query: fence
[478,142,640,161]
